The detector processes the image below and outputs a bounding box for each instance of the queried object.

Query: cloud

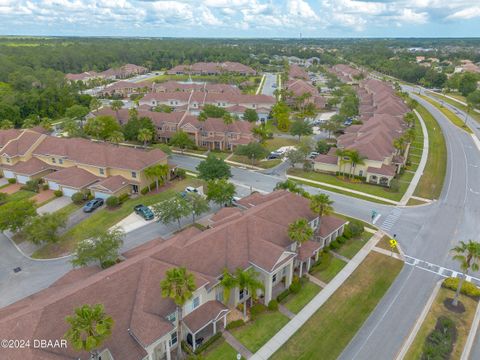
[447,6,480,20]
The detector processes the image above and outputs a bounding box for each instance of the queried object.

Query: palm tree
[219,269,237,305]
[137,128,153,148]
[288,218,314,248]
[108,131,124,146]
[86,117,104,140]
[235,268,265,319]
[222,113,234,151]
[451,240,480,306]
[335,149,350,177]
[160,267,196,359]
[0,119,14,129]
[309,194,334,228]
[110,100,123,119]
[64,304,114,360]
[145,164,169,191]
[348,150,365,178]
[252,124,269,144]
[90,98,102,112]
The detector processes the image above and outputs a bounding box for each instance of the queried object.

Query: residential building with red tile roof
[286,79,326,110]
[0,190,346,360]
[288,64,309,80]
[167,62,256,76]
[65,64,148,83]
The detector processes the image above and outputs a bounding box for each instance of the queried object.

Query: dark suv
[134,204,154,220]
[83,198,104,213]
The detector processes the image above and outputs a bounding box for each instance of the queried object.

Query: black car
[83,198,104,213]
[134,204,154,220]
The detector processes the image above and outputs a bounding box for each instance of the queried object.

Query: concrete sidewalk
[251,230,386,360]
[399,109,429,205]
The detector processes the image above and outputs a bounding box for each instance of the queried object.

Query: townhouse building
[65,64,148,83]
[0,129,169,198]
[167,62,256,76]
[285,78,326,110]
[0,190,346,360]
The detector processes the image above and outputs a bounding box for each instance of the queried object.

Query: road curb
[395,279,442,360]
[461,295,480,360]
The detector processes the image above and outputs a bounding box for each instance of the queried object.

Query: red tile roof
[183,300,228,333]
[44,167,100,189]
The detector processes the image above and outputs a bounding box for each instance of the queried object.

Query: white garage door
[48,181,60,190]
[3,170,15,179]
[94,191,111,200]
[62,187,77,197]
[16,175,30,184]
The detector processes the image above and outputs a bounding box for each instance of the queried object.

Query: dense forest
[0,37,479,128]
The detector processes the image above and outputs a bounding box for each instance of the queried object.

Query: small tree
[290,119,313,139]
[152,196,190,229]
[169,131,195,153]
[144,164,169,191]
[137,128,153,148]
[309,193,333,227]
[0,199,37,232]
[196,154,232,181]
[288,218,314,276]
[64,304,114,360]
[286,149,305,168]
[450,240,480,306]
[23,212,68,245]
[107,130,124,146]
[186,192,210,223]
[235,268,265,319]
[71,229,125,269]
[219,269,237,305]
[206,179,236,207]
[243,108,259,123]
[235,142,268,165]
[316,140,331,154]
[160,267,196,359]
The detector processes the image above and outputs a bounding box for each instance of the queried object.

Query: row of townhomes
[314,65,410,187]
[0,129,170,198]
[96,107,256,151]
[166,61,256,76]
[285,76,327,110]
[66,63,148,82]
[0,190,347,360]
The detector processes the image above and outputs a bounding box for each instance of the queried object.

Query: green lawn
[288,169,407,202]
[1,190,36,205]
[283,281,321,314]
[273,252,403,360]
[335,232,373,259]
[419,94,473,133]
[413,104,447,200]
[231,311,290,353]
[53,202,82,218]
[264,137,299,152]
[32,178,203,258]
[203,338,242,360]
[228,154,282,169]
[312,256,347,283]
[375,235,399,254]
[429,91,480,124]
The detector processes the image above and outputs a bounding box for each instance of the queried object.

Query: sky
[0,0,479,38]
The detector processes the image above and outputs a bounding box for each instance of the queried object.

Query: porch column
[307,257,312,272]
[166,340,171,360]
[264,276,273,304]
[223,314,227,328]
[213,320,217,334]
[315,250,319,262]
[299,262,303,278]
[285,262,293,287]
[192,332,196,352]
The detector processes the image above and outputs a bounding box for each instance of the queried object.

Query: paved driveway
[0,183,21,194]
[0,178,7,187]
[37,196,72,215]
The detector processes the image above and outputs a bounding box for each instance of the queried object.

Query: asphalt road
[261,73,277,96]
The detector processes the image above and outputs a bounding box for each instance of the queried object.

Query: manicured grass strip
[413,104,447,200]
[231,311,290,353]
[312,257,347,283]
[288,168,406,202]
[228,155,281,169]
[1,190,36,204]
[264,137,299,152]
[429,92,480,124]
[405,287,478,360]
[375,235,399,254]
[284,281,321,314]
[407,198,429,206]
[336,232,373,259]
[273,252,403,360]
[204,338,243,360]
[419,94,473,133]
[32,178,203,258]
[53,202,82,218]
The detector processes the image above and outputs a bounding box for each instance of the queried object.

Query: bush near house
[277,289,291,302]
[250,303,268,320]
[7,178,16,184]
[343,220,364,239]
[225,319,245,330]
[268,300,279,311]
[442,277,480,299]
[194,332,222,355]
[118,193,130,204]
[106,196,119,208]
[21,179,41,193]
[289,276,301,294]
[71,192,85,204]
[54,190,63,197]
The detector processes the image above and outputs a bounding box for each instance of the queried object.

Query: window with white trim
[99,168,105,175]
[166,312,176,323]
[192,296,200,309]
[169,331,178,346]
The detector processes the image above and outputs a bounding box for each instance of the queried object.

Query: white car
[185,186,198,193]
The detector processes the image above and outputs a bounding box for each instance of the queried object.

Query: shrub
[276,289,291,302]
[268,300,279,311]
[250,303,267,319]
[175,168,187,179]
[336,235,347,244]
[442,277,480,298]
[87,193,94,201]
[329,240,341,250]
[343,220,365,239]
[140,187,149,195]
[225,319,245,330]
[181,341,195,356]
[310,251,332,272]
[7,178,16,184]
[194,332,222,354]
[106,196,119,208]
[42,183,49,191]
[54,190,63,197]
[21,179,40,193]
[421,316,456,360]
[118,193,130,204]
[389,179,400,191]
[289,276,301,294]
[71,192,85,204]
[303,161,313,171]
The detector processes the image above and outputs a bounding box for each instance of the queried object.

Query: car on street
[134,204,154,220]
[83,198,104,213]
[185,186,198,193]
[268,151,282,160]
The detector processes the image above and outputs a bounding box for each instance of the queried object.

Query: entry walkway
[224,330,253,359]
[250,230,385,360]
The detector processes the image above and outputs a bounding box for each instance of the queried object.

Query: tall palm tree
[288,218,314,247]
[160,267,196,359]
[64,304,114,360]
[348,150,365,178]
[137,128,153,148]
[110,100,123,119]
[451,240,480,306]
[310,194,334,228]
[235,268,265,319]
[219,269,237,305]
[335,149,350,177]
[108,131,124,146]
[145,164,169,191]
[222,113,234,151]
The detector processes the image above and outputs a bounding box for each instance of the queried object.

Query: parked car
[185,186,198,193]
[268,152,281,160]
[308,152,319,159]
[83,198,104,213]
[134,204,154,221]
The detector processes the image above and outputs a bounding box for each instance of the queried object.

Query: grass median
[273,252,403,360]
[413,104,447,200]
[429,92,480,124]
